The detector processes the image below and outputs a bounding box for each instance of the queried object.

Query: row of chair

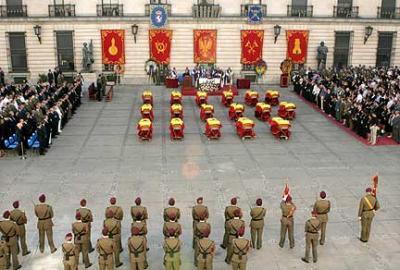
[3,132,40,150]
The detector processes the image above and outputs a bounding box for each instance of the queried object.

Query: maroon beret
[231,197,237,205]
[320,191,327,199]
[110,197,117,205]
[168,198,175,206]
[65,233,73,240]
[75,212,81,220]
[202,228,210,238]
[12,201,19,209]
[256,198,262,206]
[3,210,10,219]
[286,195,292,203]
[196,197,203,204]
[39,194,46,203]
[80,199,87,207]
[167,228,176,237]
[102,227,109,236]
[366,187,372,193]
[131,227,140,236]
[135,197,141,206]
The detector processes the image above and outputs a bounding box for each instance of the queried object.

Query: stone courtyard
[0,85,399,270]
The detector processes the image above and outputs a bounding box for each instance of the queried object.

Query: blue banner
[248,5,263,24]
[150,5,168,28]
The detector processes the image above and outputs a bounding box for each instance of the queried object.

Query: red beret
[39,194,46,203]
[106,210,114,219]
[135,197,141,206]
[320,191,326,199]
[196,197,203,204]
[110,197,116,205]
[131,227,140,236]
[168,198,175,206]
[75,212,81,220]
[65,233,73,239]
[3,210,10,219]
[202,228,210,238]
[256,198,262,206]
[80,199,87,207]
[231,197,237,205]
[135,212,143,220]
[167,228,176,237]
[12,201,19,209]
[234,209,241,217]
[366,187,372,193]
[286,195,292,203]
[102,227,109,236]
[237,226,245,237]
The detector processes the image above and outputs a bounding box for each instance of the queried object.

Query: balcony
[0,5,27,17]
[193,4,221,18]
[240,4,267,17]
[49,4,75,17]
[97,4,123,17]
[287,5,313,17]
[377,7,400,19]
[333,6,359,18]
[145,4,172,16]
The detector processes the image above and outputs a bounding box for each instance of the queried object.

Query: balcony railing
[0,5,27,17]
[145,4,172,16]
[97,4,123,17]
[193,4,221,18]
[49,4,75,17]
[333,6,359,18]
[377,7,400,19]
[287,5,313,17]
[240,4,267,17]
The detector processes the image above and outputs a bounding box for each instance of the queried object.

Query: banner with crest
[193,30,217,63]
[241,30,264,64]
[286,30,309,64]
[149,29,172,64]
[101,30,125,65]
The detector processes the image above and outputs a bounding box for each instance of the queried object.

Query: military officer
[105,197,123,253]
[194,213,211,267]
[301,211,321,263]
[225,209,245,264]
[163,212,182,238]
[221,197,241,249]
[196,228,215,270]
[131,212,149,268]
[62,233,78,270]
[128,227,148,270]
[0,211,21,270]
[250,198,266,250]
[0,236,9,270]
[72,212,92,268]
[34,194,57,253]
[164,198,180,222]
[358,187,380,242]
[10,201,30,255]
[77,199,95,252]
[192,197,209,249]
[104,210,123,268]
[231,227,250,270]
[313,191,331,245]
[279,195,296,249]
[96,227,116,270]
[163,228,182,270]
[131,197,148,223]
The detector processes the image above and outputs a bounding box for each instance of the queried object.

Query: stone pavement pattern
[0,85,399,270]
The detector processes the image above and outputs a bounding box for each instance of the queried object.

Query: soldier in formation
[249,198,266,250]
[279,195,296,249]
[301,211,321,263]
[358,187,380,242]
[34,194,57,253]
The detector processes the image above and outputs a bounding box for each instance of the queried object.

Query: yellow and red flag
[101,30,125,65]
[282,183,290,199]
[241,30,264,64]
[286,30,309,64]
[194,30,217,63]
[149,29,173,65]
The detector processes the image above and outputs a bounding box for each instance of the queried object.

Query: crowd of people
[0,68,83,158]
[292,66,400,144]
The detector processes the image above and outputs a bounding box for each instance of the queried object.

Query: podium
[237,78,251,89]
[183,76,192,88]
[280,74,289,88]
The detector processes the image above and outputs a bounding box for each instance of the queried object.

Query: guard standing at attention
[358,187,380,242]
[96,227,116,270]
[34,194,57,253]
[221,198,241,249]
[279,195,296,249]
[131,197,148,223]
[72,212,92,268]
[128,227,148,270]
[164,198,180,222]
[192,197,209,249]
[231,227,250,270]
[196,228,215,270]
[250,198,266,250]
[76,199,95,252]
[301,211,321,263]
[103,210,123,268]
[10,201,30,256]
[313,191,331,245]
[105,197,124,253]
[0,211,21,270]
[62,233,78,270]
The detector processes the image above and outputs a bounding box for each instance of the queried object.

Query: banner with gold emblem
[101,30,125,64]
[241,30,264,64]
[286,30,309,64]
[194,30,217,63]
[149,29,172,65]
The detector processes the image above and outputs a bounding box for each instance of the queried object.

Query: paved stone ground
[0,84,399,270]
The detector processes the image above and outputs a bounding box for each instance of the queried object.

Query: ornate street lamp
[132,24,139,43]
[33,25,42,44]
[274,24,281,44]
[364,25,373,44]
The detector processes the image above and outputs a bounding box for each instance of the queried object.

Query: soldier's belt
[39,217,51,220]
[364,209,373,212]
[282,215,292,218]
[252,218,263,221]
[307,231,318,234]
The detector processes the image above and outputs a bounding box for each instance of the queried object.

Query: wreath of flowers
[255,60,267,76]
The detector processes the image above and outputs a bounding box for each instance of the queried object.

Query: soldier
[250,198,266,250]
[0,211,21,270]
[163,212,182,238]
[62,233,78,270]
[97,227,116,270]
[10,201,30,256]
[164,198,180,222]
[225,209,245,264]
[194,213,211,267]
[34,194,57,253]
[192,197,209,249]
[72,212,92,268]
[0,236,9,270]
[77,199,95,252]
[163,228,182,270]
[231,227,250,270]
[279,195,296,249]
[131,212,149,268]
[104,210,123,268]
[313,191,331,245]
[196,228,215,270]
[131,197,148,223]
[301,211,321,263]
[358,187,380,242]
[128,227,148,270]
[221,197,241,249]
[105,197,123,253]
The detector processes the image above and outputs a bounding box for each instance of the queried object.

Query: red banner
[101,30,125,65]
[286,30,309,64]
[241,30,264,64]
[194,30,217,63]
[149,29,173,65]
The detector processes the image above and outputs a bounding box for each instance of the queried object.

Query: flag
[282,183,290,199]
[149,29,173,64]
[194,30,217,63]
[286,30,309,64]
[241,30,264,64]
[372,174,378,197]
[101,30,125,65]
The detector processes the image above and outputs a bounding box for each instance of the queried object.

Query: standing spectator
[96,74,103,102]
[47,69,54,85]
[391,111,400,143]
[0,67,5,86]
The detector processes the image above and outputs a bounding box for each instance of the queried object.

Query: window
[333,32,352,69]
[103,64,114,72]
[9,32,28,72]
[56,31,75,72]
[49,0,75,17]
[98,0,123,16]
[338,0,352,8]
[376,32,395,67]
[380,0,397,18]
[289,0,312,17]
[5,0,26,17]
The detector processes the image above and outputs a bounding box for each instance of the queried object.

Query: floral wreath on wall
[255,59,267,76]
